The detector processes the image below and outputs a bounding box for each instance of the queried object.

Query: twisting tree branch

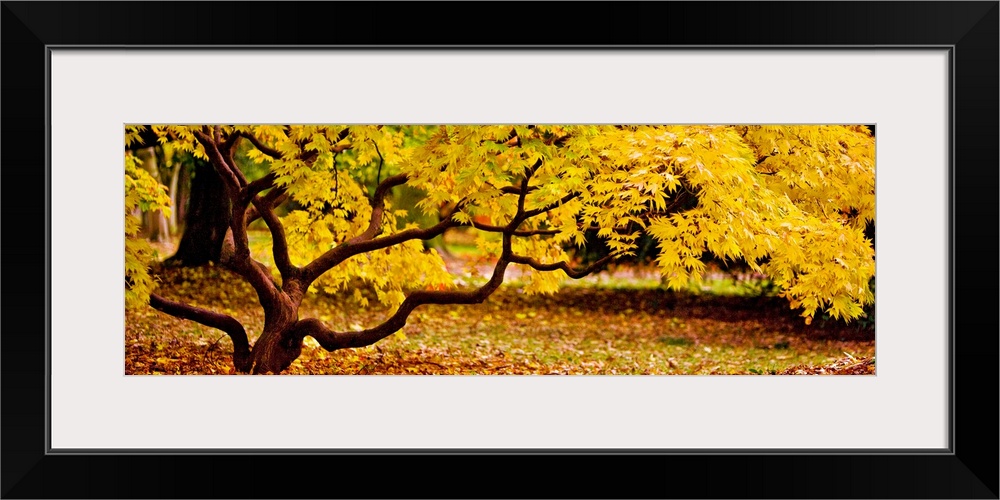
[221,131,241,159]
[299,174,463,286]
[290,253,511,351]
[239,129,320,163]
[193,129,281,307]
[231,130,339,284]
[290,156,614,354]
[218,128,248,187]
[299,210,459,287]
[470,220,559,237]
[149,293,253,373]
[500,185,538,195]
[243,172,277,203]
[193,130,244,193]
[238,131,283,159]
[245,188,288,225]
[250,194,296,282]
[371,138,385,186]
[233,169,297,284]
[508,253,616,279]
[352,173,408,242]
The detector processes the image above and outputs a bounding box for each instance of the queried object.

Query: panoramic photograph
[124,125,876,375]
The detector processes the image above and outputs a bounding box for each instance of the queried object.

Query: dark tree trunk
[165,159,232,266]
[250,297,301,374]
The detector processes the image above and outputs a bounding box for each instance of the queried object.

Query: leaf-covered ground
[125,264,875,375]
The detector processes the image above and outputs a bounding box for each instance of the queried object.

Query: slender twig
[299,175,464,285]
[471,220,559,237]
[239,131,282,159]
[522,192,580,219]
[508,253,615,279]
[371,139,385,186]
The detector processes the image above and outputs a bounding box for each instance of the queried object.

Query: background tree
[128,129,235,266]
[163,157,230,266]
[133,146,171,244]
[125,124,875,374]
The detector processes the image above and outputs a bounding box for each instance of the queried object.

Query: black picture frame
[2,2,997,498]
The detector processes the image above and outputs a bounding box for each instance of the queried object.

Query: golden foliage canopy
[125,125,875,322]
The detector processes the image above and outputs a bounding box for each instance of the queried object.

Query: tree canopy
[125,124,875,373]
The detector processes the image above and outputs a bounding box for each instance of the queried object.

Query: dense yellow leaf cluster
[124,133,172,308]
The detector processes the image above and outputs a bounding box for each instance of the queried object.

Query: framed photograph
[3,2,996,498]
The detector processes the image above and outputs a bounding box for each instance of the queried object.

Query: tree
[163,156,231,266]
[125,125,875,374]
[126,131,235,267]
[133,146,171,244]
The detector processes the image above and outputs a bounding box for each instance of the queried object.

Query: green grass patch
[442,242,481,258]
[683,276,779,297]
[658,336,693,346]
